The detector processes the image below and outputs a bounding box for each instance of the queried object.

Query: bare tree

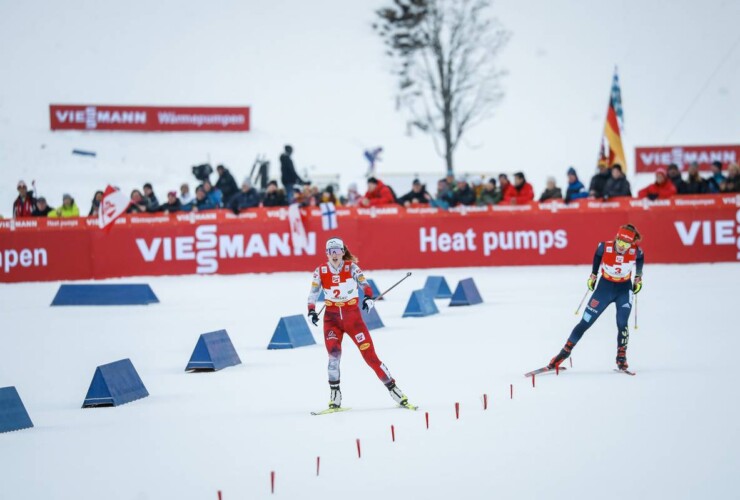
[374,0,510,174]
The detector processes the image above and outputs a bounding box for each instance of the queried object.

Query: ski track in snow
[1,263,739,499]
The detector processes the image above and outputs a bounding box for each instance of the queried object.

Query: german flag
[598,68,626,172]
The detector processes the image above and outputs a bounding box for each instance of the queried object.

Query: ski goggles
[615,239,632,252]
[326,248,344,256]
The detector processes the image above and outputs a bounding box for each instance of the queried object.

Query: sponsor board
[635,145,740,172]
[1,199,738,282]
[50,104,250,132]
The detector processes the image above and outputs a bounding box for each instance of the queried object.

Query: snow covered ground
[1,263,739,499]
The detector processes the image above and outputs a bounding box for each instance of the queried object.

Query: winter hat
[62,193,72,200]
[655,167,667,176]
[567,167,577,176]
[168,191,177,197]
[326,237,344,251]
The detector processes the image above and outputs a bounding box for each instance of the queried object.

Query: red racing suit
[308,260,393,386]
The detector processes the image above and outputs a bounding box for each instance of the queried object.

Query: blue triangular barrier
[402,289,440,317]
[361,306,385,330]
[0,386,34,433]
[424,276,453,299]
[449,278,483,306]
[82,359,149,408]
[51,284,159,306]
[268,315,317,349]
[185,329,242,371]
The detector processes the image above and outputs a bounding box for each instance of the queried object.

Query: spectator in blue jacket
[565,167,589,203]
[229,179,261,213]
[190,186,218,212]
[707,161,726,193]
[432,178,456,209]
[202,179,223,207]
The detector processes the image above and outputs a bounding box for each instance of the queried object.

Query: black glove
[308,309,319,326]
[362,297,375,312]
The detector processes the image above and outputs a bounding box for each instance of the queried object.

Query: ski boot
[616,346,628,371]
[547,340,575,370]
[385,381,411,408]
[328,382,342,409]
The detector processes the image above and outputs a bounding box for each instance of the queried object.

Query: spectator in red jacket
[13,180,36,218]
[360,177,396,206]
[503,172,534,204]
[638,167,677,200]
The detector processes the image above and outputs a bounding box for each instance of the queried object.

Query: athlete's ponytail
[342,245,359,263]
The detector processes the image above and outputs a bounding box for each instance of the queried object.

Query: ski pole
[317,271,413,317]
[633,294,638,330]
[375,271,413,300]
[574,289,589,315]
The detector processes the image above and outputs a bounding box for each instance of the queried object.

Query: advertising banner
[49,105,250,131]
[1,196,738,283]
[635,145,740,172]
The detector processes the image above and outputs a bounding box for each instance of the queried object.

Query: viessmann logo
[135,225,316,274]
[674,209,740,260]
[55,106,148,129]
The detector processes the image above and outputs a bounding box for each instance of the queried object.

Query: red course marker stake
[532,374,536,388]
[455,402,460,419]
[510,384,514,399]
[316,456,320,476]
[483,393,488,410]
[356,438,362,458]
[217,491,222,500]
[425,411,429,429]
[270,471,275,494]
[391,425,396,442]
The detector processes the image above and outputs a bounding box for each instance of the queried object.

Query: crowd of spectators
[10,151,740,219]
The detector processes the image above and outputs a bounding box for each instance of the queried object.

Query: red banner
[1,196,738,283]
[635,145,740,173]
[49,105,250,132]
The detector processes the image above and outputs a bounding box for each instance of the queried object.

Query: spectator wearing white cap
[12,180,36,218]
